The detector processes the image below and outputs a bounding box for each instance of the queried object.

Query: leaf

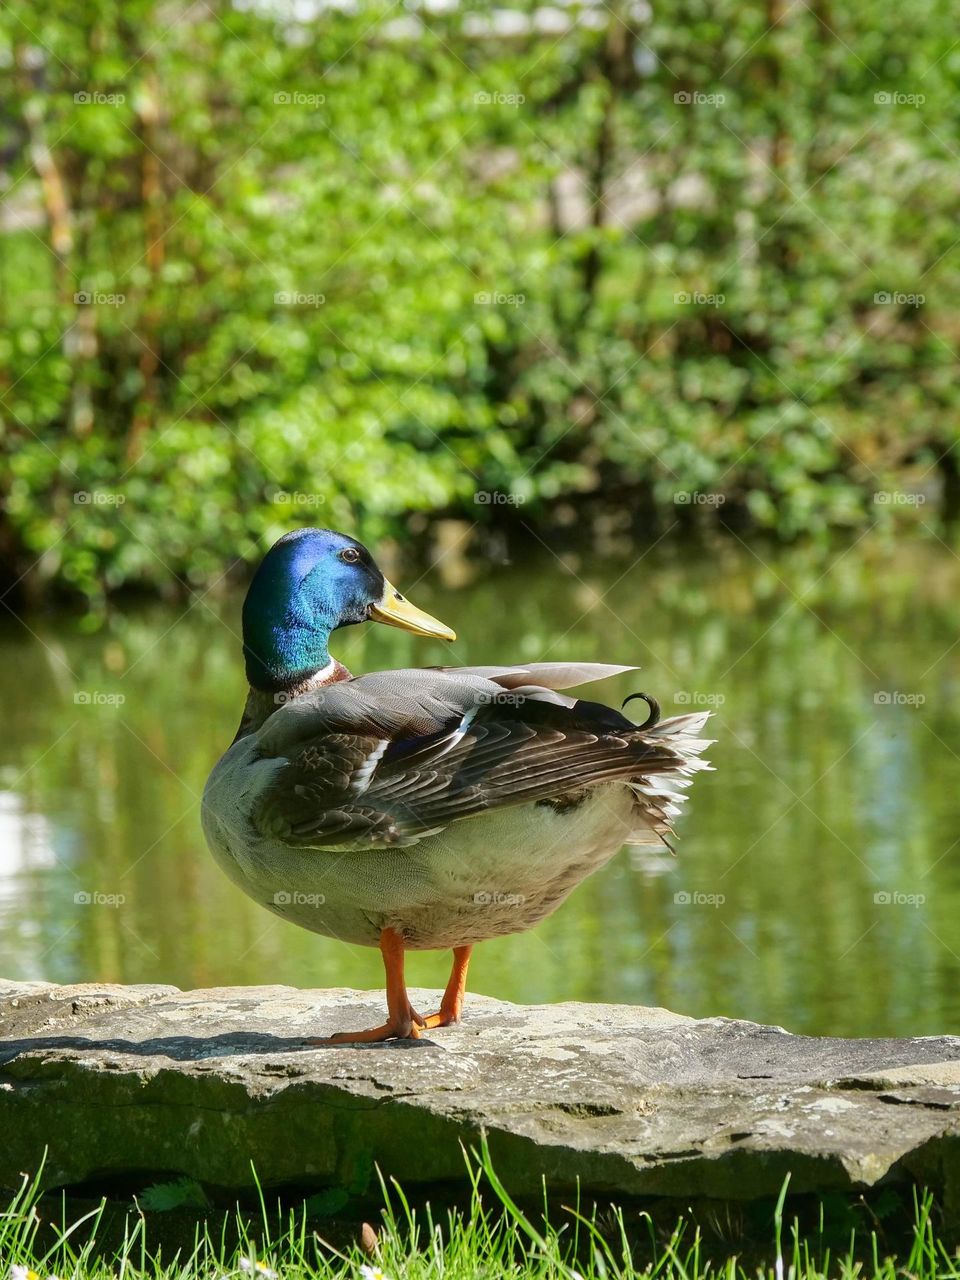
[138,1177,211,1212]
[346,1148,375,1196]
[303,1188,350,1218]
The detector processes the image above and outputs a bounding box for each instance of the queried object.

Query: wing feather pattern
[253,666,712,848]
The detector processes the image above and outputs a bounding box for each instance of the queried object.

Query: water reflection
[1,532,958,1036]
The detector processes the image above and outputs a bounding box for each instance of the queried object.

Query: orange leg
[419,944,473,1029]
[316,928,422,1044]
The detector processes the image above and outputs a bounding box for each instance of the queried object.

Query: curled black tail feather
[621,691,661,730]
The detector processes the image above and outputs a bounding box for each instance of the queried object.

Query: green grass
[1,1147,958,1280]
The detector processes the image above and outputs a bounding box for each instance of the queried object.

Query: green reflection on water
[2,534,958,1037]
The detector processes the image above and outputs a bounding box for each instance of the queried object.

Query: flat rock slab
[2,981,960,1212]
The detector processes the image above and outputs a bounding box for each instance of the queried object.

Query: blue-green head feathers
[242,529,385,690]
[243,528,456,691]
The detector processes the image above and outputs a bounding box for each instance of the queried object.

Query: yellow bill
[369,580,456,641]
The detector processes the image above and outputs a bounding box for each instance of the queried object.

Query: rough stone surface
[2,980,960,1212]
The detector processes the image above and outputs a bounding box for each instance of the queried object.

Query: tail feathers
[647,709,713,743]
[624,710,714,847]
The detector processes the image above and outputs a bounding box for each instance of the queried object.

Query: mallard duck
[202,528,713,1043]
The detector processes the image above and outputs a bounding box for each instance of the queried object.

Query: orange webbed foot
[310,928,425,1045]
[417,1009,461,1030]
[309,1015,423,1045]
[416,944,472,1030]
[308,935,473,1046]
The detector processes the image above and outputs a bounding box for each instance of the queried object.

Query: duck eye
[339,547,361,564]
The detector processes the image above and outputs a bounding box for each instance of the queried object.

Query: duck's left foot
[310,927,426,1045]
[310,1017,423,1045]
[306,933,473,1045]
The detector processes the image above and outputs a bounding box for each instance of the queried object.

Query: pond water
[2,531,958,1038]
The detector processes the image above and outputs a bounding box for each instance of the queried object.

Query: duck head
[242,528,455,691]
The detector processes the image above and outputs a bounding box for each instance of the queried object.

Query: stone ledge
[1,981,959,1212]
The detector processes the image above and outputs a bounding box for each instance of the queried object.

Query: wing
[252,667,711,849]
[428,662,639,690]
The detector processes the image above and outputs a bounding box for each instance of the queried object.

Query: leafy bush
[1,0,958,599]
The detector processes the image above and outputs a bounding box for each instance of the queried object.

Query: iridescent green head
[242,528,455,691]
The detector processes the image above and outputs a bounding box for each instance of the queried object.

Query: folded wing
[253,666,711,848]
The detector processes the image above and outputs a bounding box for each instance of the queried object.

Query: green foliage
[1,0,958,599]
[301,1188,350,1219]
[0,1148,956,1280]
[138,1176,212,1212]
[302,1149,373,1217]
